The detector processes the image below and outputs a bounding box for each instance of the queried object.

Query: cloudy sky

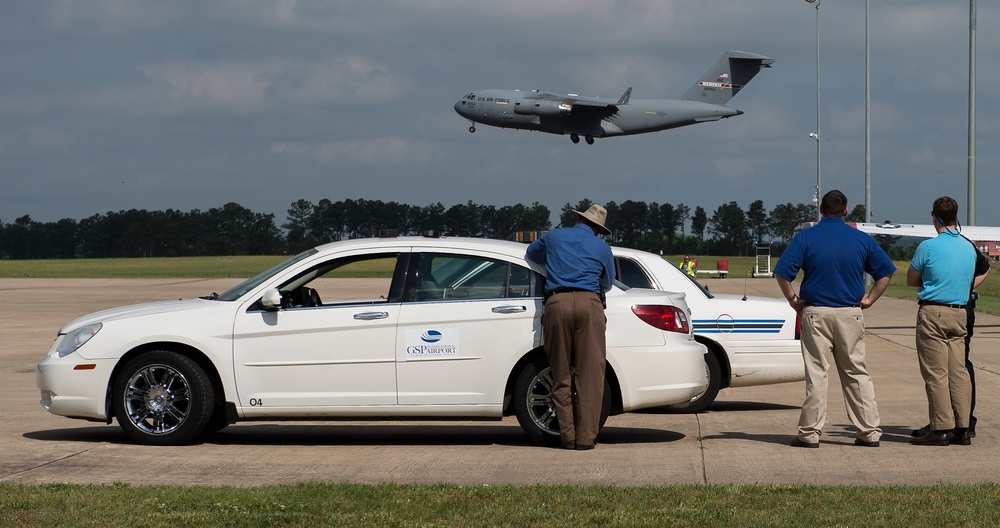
[2,1,997,230]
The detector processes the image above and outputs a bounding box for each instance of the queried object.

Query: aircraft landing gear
[468,125,476,133]
[585,135,594,145]
[570,133,580,144]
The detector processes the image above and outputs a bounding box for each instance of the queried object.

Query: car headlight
[56,323,102,357]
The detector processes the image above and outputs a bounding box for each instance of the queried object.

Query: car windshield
[214,249,318,301]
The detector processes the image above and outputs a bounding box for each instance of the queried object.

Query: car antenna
[742,269,749,301]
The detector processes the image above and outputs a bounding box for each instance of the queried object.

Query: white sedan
[612,247,803,412]
[38,236,708,446]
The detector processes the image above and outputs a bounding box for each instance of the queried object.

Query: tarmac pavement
[1,276,999,486]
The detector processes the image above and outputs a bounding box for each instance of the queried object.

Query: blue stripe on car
[692,319,785,334]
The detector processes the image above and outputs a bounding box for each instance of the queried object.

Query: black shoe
[855,438,880,447]
[790,437,819,448]
[950,427,971,446]
[910,431,953,446]
[916,424,978,438]
[911,424,930,437]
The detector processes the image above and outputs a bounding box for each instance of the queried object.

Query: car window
[509,264,542,298]
[277,252,406,309]
[217,248,317,301]
[615,256,655,289]
[615,254,714,299]
[407,253,543,301]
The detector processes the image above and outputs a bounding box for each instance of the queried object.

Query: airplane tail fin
[681,50,774,105]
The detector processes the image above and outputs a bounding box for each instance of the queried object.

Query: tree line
[0,197,872,260]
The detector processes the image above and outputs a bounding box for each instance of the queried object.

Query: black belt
[918,300,967,309]
[545,288,595,300]
[804,303,861,308]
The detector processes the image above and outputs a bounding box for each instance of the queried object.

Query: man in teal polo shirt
[774,190,896,448]
[907,196,989,446]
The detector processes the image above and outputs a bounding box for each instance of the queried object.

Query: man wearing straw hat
[526,203,615,450]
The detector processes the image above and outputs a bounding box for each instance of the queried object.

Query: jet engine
[514,99,572,116]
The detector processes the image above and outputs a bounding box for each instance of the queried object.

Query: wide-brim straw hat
[574,203,612,235]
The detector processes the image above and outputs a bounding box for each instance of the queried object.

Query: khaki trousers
[542,291,607,447]
[916,304,972,430]
[798,306,881,443]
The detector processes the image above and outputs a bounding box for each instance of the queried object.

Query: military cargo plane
[454,50,773,144]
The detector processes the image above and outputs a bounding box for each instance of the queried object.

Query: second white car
[613,247,803,412]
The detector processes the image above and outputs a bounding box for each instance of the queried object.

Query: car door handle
[354,311,389,320]
[492,305,527,314]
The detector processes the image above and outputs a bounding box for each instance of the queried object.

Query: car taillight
[795,313,802,340]
[631,305,690,334]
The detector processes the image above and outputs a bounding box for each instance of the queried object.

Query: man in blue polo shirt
[526,203,615,450]
[775,190,896,448]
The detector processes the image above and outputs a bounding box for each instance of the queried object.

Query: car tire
[204,405,230,434]
[513,356,611,446]
[112,350,214,446]
[665,350,721,413]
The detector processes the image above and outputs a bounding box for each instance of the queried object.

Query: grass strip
[2,482,999,527]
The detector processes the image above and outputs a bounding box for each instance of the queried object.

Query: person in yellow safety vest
[680,255,697,277]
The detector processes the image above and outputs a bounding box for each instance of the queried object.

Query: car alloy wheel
[113,350,214,445]
[513,356,611,446]
[513,358,561,445]
[123,363,191,435]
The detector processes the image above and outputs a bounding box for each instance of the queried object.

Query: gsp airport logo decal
[406,329,459,358]
[420,330,443,343]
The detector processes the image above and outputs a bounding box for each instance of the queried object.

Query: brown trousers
[798,306,881,443]
[542,291,607,447]
[916,304,972,430]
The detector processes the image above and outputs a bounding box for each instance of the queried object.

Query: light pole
[805,0,821,221]
[968,0,976,225]
[809,132,820,215]
[865,0,871,222]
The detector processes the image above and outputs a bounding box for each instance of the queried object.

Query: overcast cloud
[2,1,997,230]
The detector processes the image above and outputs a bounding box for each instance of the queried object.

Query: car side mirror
[261,288,282,311]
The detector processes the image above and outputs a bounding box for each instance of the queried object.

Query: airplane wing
[520,91,621,119]
[616,87,632,105]
[798,221,1000,241]
[852,222,938,238]
[955,226,1000,241]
